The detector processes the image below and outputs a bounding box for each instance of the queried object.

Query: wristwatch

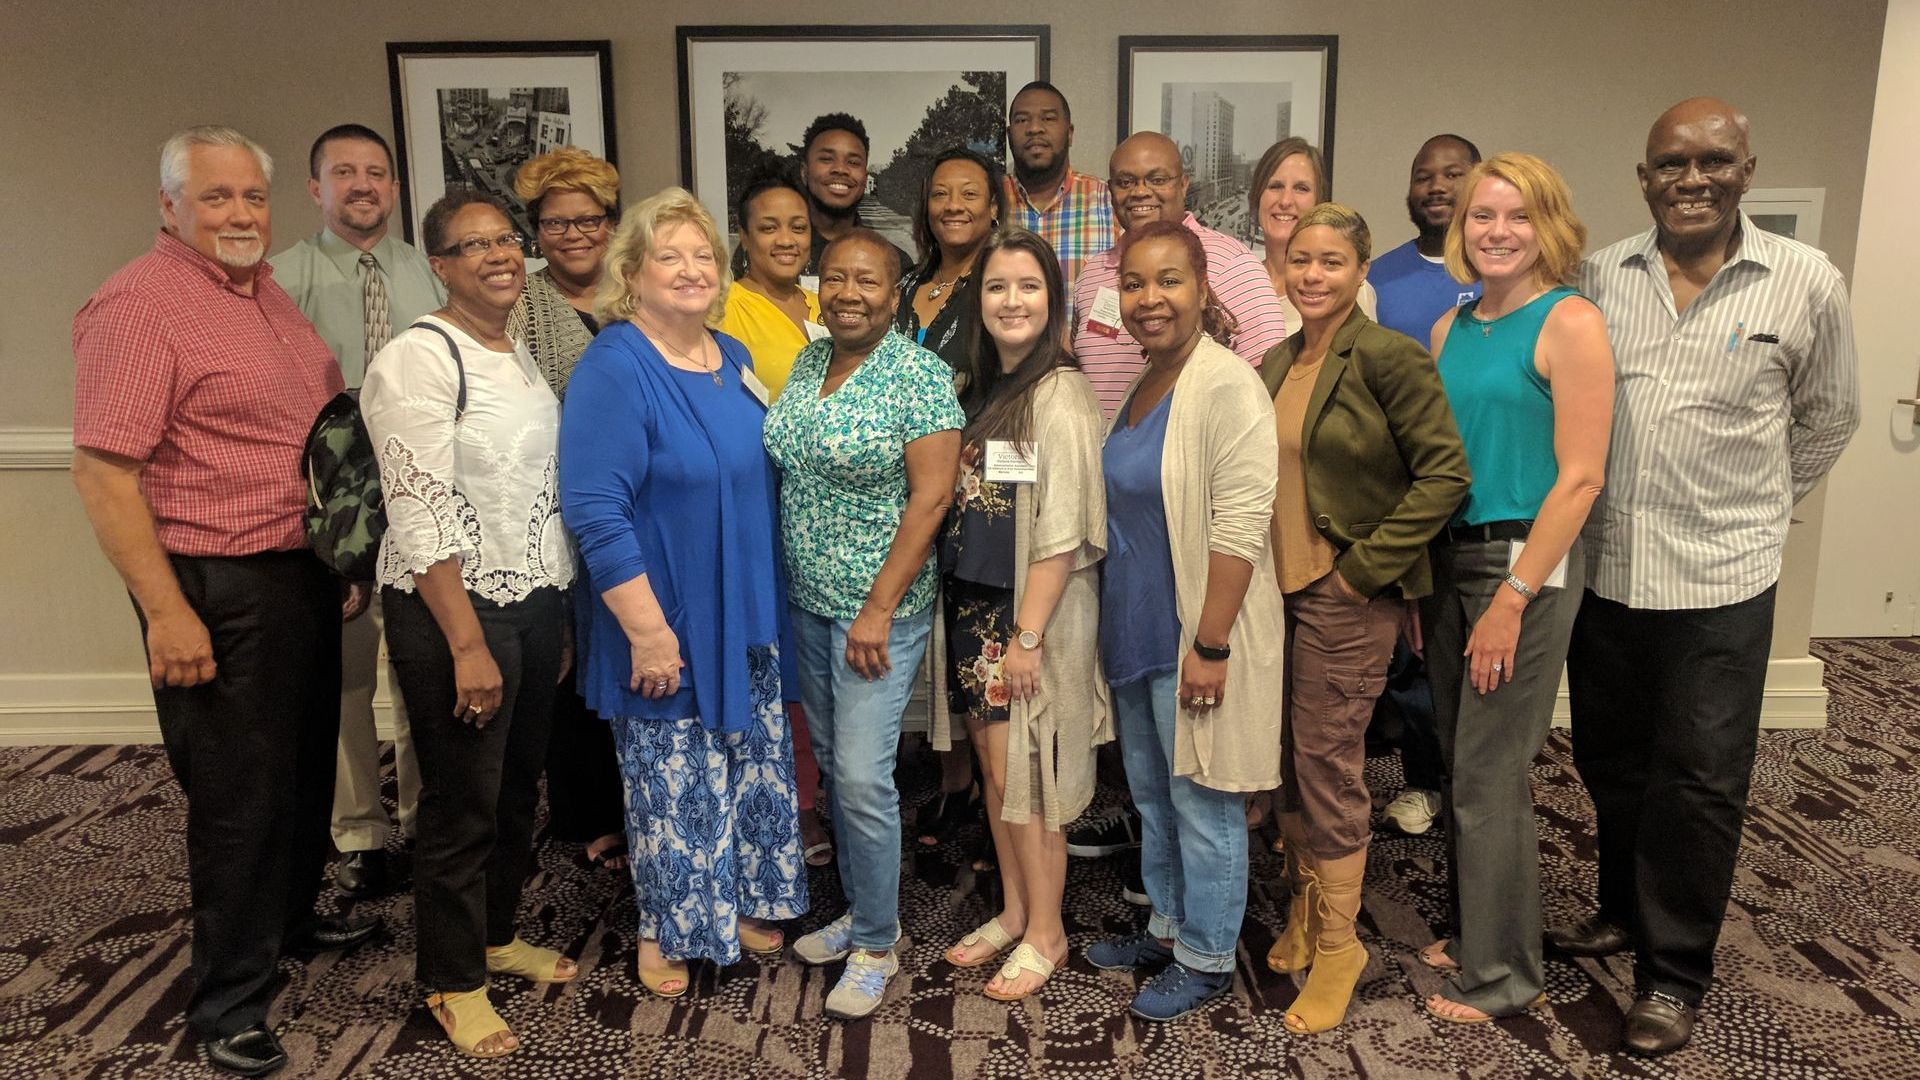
[1193,639,1231,661]
[1014,625,1043,650]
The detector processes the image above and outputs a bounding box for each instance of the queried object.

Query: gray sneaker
[824,949,899,1019]
[1382,788,1442,835]
[793,913,855,965]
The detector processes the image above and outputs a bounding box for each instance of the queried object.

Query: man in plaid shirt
[1002,81,1117,293]
[71,125,377,1077]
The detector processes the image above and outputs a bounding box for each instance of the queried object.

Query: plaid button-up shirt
[73,231,344,556]
[1005,168,1119,292]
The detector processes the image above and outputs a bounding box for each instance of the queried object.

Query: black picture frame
[386,40,618,245]
[1117,35,1339,240]
[675,25,1049,242]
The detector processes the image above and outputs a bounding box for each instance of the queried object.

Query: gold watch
[1014,625,1043,650]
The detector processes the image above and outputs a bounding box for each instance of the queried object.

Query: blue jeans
[1112,672,1248,973]
[788,604,933,951]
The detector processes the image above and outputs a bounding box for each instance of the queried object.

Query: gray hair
[160,125,274,197]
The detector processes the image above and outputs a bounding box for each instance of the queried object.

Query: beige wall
[0,1,1887,725]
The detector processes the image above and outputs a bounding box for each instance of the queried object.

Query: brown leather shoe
[1545,917,1632,957]
[1622,993,1695,1057]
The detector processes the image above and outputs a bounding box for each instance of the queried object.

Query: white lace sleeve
[374,434,483,586]
[361,330,481,589]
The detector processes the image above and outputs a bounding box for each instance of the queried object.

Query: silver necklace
[645,322,722,385]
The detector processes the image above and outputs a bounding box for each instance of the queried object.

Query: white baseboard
[0,427,73,470]
[0,656,1830,746]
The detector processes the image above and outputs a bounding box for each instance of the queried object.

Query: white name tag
[804,320,833,342]
[1084,286,1123,338]
[983,440,1038,483]
[800,275,820,294]
[1508,540,1567,590]
[740,366,771,407]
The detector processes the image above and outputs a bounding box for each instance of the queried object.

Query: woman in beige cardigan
[930,230,1107,1003]
[1083,220,1285,1022]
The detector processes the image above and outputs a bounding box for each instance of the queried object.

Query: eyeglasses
[536,214,609,237]
[1110,173,1182,193]
[437,232,525,258]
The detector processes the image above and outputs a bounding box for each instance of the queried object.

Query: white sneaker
[792,913,855,965]
[1382,788,1442,835]
[824,949,899,1019]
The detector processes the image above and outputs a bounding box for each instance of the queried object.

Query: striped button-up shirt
[1005,168,1118,291]
[1579,215,1859,610]
[1072,213,1288,418]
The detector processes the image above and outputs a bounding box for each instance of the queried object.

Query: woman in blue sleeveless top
[1418,153,1615,1022]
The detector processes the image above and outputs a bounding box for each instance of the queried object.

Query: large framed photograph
[678,25,1049,258]
[1118,35,1338,243]
[386,40,617,247]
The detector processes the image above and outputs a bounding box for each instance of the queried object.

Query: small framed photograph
[386,40,618,246]
[1118,35,1339,242]
[1745,187,1825,247]
[677,25,1049,250]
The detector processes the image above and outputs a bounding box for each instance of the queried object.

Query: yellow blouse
[715,283,822,400]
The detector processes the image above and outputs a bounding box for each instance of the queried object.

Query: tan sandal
[637,948,689,999]
[945,918,1014,969]
[426,987,518,1058]
[738,920,785,957]
[485,937,578,984]
[1419,939,1461,973]
[1424,990,1548,1024]
[982,943,1057,1002]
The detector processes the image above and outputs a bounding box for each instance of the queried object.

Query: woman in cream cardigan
[1083,219,1285,1022]
[928,230,1107,1003]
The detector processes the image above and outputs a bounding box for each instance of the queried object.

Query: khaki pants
[332,591,419,852]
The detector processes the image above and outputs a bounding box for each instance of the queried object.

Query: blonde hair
[593,187,731,325]
[1290,202,1371,263]
[513,146,621,218]
[1443,152,1586,287]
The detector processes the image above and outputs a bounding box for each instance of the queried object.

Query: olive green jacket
[1261,306,1470,600]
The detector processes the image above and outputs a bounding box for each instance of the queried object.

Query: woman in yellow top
[717,174,826,399]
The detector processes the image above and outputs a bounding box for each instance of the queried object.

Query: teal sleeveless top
[1434,286,1579,526]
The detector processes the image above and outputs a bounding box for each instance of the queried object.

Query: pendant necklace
[645,321,723,385]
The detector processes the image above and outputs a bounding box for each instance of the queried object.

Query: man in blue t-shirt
[1368,133,1483,838]
[1371,134,1484,348]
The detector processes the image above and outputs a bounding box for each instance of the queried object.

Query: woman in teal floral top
[763,229,964,1021]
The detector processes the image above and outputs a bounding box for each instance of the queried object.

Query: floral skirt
[610,644,808,964]
[943,576,1015,725]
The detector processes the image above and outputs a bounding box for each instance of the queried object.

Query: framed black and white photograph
[678,25,1048,257]
[386,40,617,247]
[1745,187,1826,247]
[1119,36,1338,243]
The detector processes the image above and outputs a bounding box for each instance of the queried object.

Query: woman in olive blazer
[1259,203,1469,1035]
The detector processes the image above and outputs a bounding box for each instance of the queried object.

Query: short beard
[214,233,264,269]
[1407,195,1448,246]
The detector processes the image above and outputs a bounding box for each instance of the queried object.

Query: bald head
[1638,97,1756,251]
[1646,97,1751,161]
[1109,132,1190,232]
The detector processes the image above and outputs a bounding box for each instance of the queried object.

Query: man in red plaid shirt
[71,125,378,1078]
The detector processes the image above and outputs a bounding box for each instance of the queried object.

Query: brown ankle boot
[1266,814,1318,974]
[1283,849,1368,1034]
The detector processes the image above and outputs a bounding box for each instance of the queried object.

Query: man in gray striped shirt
[1558,97,1859,1057]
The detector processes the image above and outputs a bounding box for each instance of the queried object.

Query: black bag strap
[408,320,469,420]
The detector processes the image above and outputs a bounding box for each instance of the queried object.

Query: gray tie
[359,252,392,363]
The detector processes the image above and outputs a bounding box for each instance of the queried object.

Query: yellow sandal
[738,921,785,957]
[485,937,579,984]
[426,987,518,1058]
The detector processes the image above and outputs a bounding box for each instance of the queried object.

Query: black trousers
[383,585,564,992]
[1566,584,1776,1005]
[543,681,625,845]
[140,551,341,1039]
[1369,637,1445,792]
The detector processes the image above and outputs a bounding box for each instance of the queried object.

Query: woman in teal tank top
[1418,153,1616,1023]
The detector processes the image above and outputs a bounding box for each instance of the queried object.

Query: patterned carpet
[3,638,1919,1078]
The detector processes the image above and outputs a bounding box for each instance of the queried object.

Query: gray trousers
[1421,536,1583,1015]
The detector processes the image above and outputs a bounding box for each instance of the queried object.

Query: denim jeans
[1112,672,1248,973]
[788,604,933,951]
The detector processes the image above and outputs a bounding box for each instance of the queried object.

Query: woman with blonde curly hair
[559,188,808,998]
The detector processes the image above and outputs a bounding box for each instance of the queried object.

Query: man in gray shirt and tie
[272,123,444,898]
[1561,97,1859,1057]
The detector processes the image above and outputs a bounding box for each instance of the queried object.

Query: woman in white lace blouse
[360,191,578,1061]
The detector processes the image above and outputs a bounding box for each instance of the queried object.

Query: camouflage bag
[302,321,467,581]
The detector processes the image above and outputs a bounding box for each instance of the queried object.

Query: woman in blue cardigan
[559,188,806,999]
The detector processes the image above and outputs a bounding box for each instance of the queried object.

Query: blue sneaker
[1129,961,1233,1021]
[1086,930,1174,971]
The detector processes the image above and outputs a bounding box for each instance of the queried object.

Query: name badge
[983,440,1038,484]
[1507,539,1568,590]
[740,366,771,407]
[800,275,820,294]
[1084,286,1123,338]
[804,319,833,342]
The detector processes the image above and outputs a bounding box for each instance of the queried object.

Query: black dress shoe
[205,1024,287,1076]
[1545,917,1633,957]
[335,849,388,898]
[1622,992,1696,1056]
[289,913,382,953]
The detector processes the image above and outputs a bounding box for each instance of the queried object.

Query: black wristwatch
[1192,639,1231,662]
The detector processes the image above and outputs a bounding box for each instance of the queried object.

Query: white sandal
[945,918,1014,969]
[983,943,1057,1002]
